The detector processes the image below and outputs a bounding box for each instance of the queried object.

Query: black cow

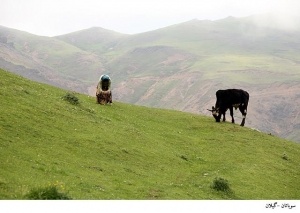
[207,89,249,126]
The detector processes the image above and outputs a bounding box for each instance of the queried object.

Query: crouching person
[96,74,112,105]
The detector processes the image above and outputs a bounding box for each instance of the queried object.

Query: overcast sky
[1,0,300,36]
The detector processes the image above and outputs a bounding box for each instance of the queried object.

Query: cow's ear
[207,109,213,112]
[212,106,215,110]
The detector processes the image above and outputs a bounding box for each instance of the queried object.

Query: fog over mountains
[1,15,299,142]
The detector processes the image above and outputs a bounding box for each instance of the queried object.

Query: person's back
[96,74,112,105]
[101,79,110,91]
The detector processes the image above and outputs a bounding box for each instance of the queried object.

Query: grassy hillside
[52,17,300,143]
[1,69,300,200]
[2,17,300,142]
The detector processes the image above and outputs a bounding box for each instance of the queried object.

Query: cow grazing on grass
[207,89,249,126]
[96,75,112,105]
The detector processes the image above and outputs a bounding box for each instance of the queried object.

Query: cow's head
[207,106,221,122]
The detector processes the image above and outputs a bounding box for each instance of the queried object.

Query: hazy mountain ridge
[55,27,129,55]
[0,15,300,142]
[0,25,104,93]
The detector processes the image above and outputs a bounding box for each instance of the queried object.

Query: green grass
[0,69,300,199]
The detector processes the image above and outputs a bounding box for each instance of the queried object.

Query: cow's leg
[221,108,227,122]
[230,107,235,123]
[239,106,247,126]
[222,112,226,122]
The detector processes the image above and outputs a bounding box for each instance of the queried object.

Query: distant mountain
[1,15,300,142]
[0,26,104,93]
[55,27,129,55]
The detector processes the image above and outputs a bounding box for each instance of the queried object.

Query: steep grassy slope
[1,69,300,200]
[2,17,300,142]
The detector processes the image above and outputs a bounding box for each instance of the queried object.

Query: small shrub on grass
[282,153,288,161]
[62,92,80,105]
[211,177,231,193]
[180,155,188,161]
[24,186,72,200]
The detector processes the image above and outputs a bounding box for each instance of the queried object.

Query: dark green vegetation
[62,92,80,105]
[211,177,232,193]
[24,185,71,200]
[1,69,300,199]
[1,16,300,143]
